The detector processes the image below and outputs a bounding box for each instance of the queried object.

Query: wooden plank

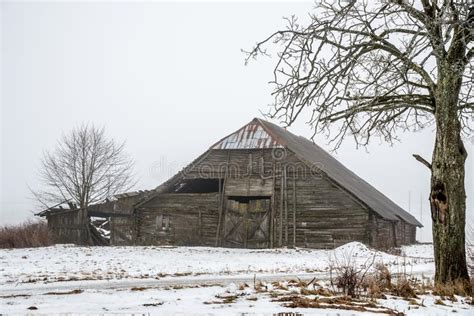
[225,178,273,196]
[198,210,202,242]
[293,175,296,247]
[215,176,222,246]
[215,177,227,246]
[279,167,283,247]
[270,163,275,248]
[284,166,288,246]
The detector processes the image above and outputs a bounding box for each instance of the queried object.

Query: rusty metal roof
[211,120,284,149]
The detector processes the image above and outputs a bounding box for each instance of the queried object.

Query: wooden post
[293,175,296,247]
[215,176,227,247]
[279,166,284,247]
[284,166,288,246]
[215,177,222,246]
[215,152,231,247]
[244,204,248,249]
[215,178,226,246]
[270,163,275,248]
[198,210,202,243]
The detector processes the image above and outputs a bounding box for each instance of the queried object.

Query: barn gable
[144,117,421,227]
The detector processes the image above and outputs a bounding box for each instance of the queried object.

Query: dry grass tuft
[238,282,247,291]
[44,289,83,295]
[0,220,52,248]
[362,276,384,299]
[130,287,149,291]
[361,263,393,299]
[300,287,333,297]
[374,263,392,290]
[273,295,402,314]
[392,278,417,299]
[432,279,472,297]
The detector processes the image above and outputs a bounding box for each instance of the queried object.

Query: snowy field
[1,242,472,315]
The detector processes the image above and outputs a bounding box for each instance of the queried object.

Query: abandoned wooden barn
[39,118,422,249]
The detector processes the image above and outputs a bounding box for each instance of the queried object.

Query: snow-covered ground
[0,242,434,286]
[1,242,471,315]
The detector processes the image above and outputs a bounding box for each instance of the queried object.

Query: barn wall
[133,148,414,249]
[137,193,220,246]
[368,214,396,249]
[395,221,417,246]
[109,195,142,246]
[272,170,370,249]
[405,223,417,244]
[179,149,371,249]
[47,210,86,244]
[368,214,418,249]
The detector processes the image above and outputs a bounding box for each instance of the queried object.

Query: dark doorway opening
[173,178,223,193]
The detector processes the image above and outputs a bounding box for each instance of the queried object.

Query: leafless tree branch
[245,0,473,148]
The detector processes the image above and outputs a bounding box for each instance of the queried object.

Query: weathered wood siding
[137,193,219,246]
[225,178,273,196]
[109,195,141,245]
[273,168,370,249]
[183,149,281,179]
[130,148,416,249]
[47,210,85,244]
[152,149,371,249]
[405,223,417,244]
[368,214,417,249]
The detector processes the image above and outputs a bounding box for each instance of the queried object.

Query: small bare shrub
[334,265,359,297]
[328,246,376,297]
[0,220,52,248]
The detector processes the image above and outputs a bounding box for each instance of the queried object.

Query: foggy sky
[1,1,472,242]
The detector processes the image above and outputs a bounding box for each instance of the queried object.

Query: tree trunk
[430,63,469,285]
[79,201,93,246]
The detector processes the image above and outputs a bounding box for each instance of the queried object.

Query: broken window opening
[173,178,223,193]
[156,214,170,231]
[227,196,271,203]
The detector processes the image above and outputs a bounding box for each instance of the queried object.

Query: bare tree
[33,124,136,226]
[247,0,473,286]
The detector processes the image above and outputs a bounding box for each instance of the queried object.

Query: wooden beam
[293,175,296,247]
[198,210,202,243]
[215,176,223,246]
[284,166,288,246]
[270,163,275,248]
[279,166,284,247]
[215,151,231,247]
